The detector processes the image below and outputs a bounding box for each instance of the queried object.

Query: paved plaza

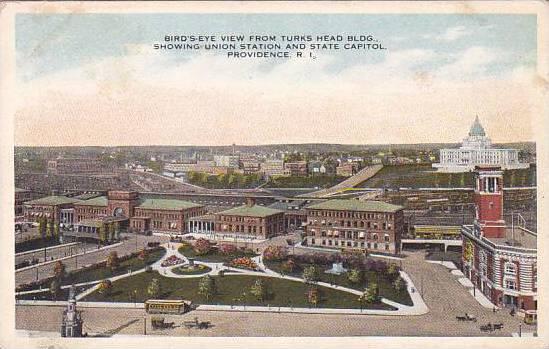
[15,250,536,337]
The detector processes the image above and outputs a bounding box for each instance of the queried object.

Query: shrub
[193,238,212,255]
[393,276,406,291]
[219,243,238,255]
[106,251,119,271]
[98,279,113,295]
[263,246,288,261]
[281,258,298,274]
[230,257,258,271]
[347,269,363,284]
[306,287,320,306]
[53,261,66,280]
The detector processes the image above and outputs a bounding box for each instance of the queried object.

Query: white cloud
[14,45,537,146]
[436,26,472,42]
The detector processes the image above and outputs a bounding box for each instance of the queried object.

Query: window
[505,279,517,290]
[504,262,517,275]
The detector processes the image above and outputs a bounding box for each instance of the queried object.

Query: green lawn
[357,164,536,189]
[264,260,412,306]
[65,248,166,285]
[266,175,347,189]
[177,244,258,264]
[172,264,212,275]
[83,272,394,310]
[17,248,166,292]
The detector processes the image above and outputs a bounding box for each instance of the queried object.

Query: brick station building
[461,166,537,312]
[304,199,405,254]
[23,191,206,237]
[212,199,285,240]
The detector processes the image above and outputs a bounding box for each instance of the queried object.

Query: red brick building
[461,166,537,312]
[213,199,285,239]
[305,199,404,254]
[284,161,308,177]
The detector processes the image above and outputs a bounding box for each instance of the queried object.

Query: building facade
[285,161,308,176]
[47,158,114,175]
[23,191,206,237]
[213,199,285,240]
[433,116,529,172]
[304,199,404,254]
[461,166,537,312]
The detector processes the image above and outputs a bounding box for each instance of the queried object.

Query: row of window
[309,210,394,220]
[310,238,391,250]
[309,230,390,241]
[309,220,392,229]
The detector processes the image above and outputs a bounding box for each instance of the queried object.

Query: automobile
[184,235,195,240]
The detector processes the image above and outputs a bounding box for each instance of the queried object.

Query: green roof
[469,115,486,136]
[73,193,102,200]
[306,199,403,213]
[24,195,82,206]
[77,196,108,207]
[218,205,284,218]
[137,198,203,211]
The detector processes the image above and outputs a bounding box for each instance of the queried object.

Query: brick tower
[473,166,505,238]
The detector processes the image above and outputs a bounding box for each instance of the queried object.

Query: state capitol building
[433,116,529,173]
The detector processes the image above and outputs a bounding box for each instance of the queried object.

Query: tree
[387,263,399,279]
[114,221,120,240]
[347,269,363,284]
[302,265,320,283]
[364,282,379,303]
[147,278,161,298]
[53,261,66,280]
[306,287,320,306]
[106,251,119,271]
[108,223,116,241]
[53,223,60,239]
[38,217,46,238]
[45,219,52,238]
[50,279,61,300]
[198,275,217,300]
[193,238,212,255]
[281,259,297,274]
[249,279,268,302]
[393,276,406,292]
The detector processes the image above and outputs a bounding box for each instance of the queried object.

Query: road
[15,250,536,336]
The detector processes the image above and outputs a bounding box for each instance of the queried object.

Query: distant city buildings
[433,116,529,172]
[47,157,115,175]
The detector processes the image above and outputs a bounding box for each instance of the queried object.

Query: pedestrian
[493,306,496,313]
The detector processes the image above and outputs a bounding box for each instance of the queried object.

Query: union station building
[23,191,206,239]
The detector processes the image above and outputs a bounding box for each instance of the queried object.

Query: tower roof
[469,115,486,136]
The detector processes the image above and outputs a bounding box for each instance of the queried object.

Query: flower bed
[161,255,184,267]
[229,257,259,271]
[172,264,212,275]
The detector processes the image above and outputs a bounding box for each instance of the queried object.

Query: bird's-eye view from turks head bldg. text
[7,6,544,340]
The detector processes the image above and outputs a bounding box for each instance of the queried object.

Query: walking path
[41,242,429,316]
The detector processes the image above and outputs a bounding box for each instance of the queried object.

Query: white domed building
[433,116,530,172]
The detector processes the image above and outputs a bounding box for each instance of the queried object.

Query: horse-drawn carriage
[480,323,504,332]
[183,317,211,330]
[456,313,477,322]
[151,317,175,330]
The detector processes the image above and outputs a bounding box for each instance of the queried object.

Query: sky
[14,13,539,146]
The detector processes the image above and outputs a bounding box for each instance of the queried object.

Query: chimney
[245,197,256,207]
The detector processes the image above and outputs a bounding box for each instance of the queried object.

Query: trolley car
[145,299,192,315]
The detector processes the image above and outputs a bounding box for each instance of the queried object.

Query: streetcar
[144,299,192,314]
